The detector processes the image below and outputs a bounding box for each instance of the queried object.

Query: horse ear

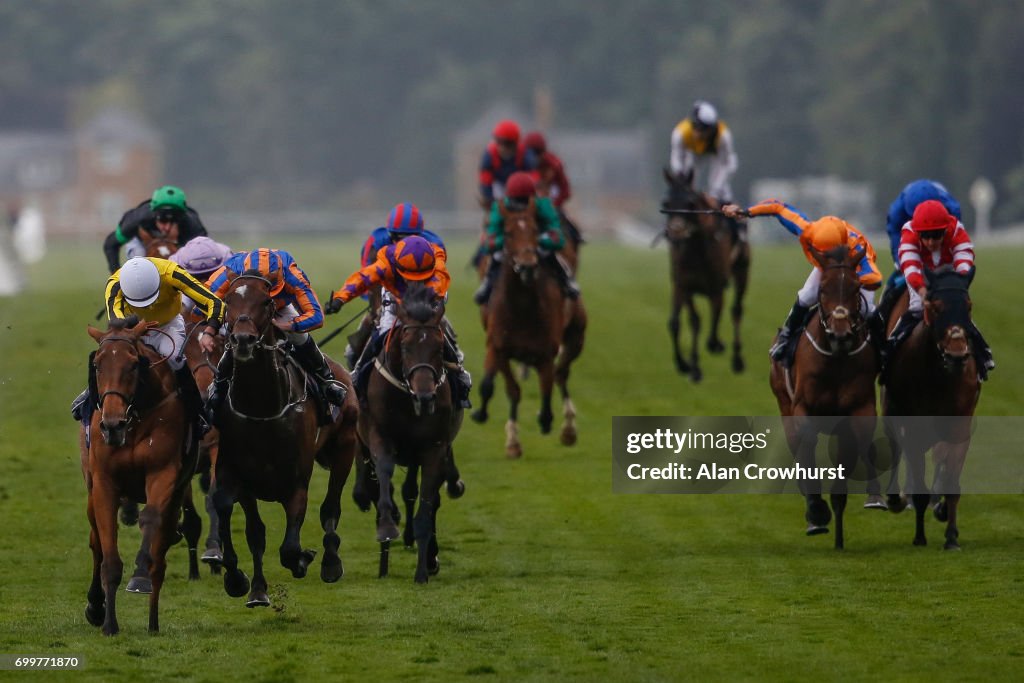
[808,246,826,267]
[88,326,104,343]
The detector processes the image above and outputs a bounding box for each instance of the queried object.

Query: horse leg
[413,452,444,584]
[883,416,908,513]
[126,506,155,594]
[93,480,123,635]
[730,253,749,373]
[685,295,702,383]
[85,496,106,627]
[145,474,184,632]
[556,301,586,447]
[497,356,522,458]
[319,439,355,584]
[904,443,929,546]
[180,484,202,581]
[536,359,555,435]
[669,284,690,374]
[279,486,316,579]
[402,463,420,549]
[212,483,249,598]
[202,479,223,572]
[943,494,961,550]
[238,495,270,607]
[935,439,968,550]
[444,446,465,499]
[706,290,726,354]
[471,346,498,424]
[830,492,848,550]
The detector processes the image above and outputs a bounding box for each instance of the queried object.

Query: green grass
[0,236,1022,681]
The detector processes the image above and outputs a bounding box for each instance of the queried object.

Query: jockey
[478,119,538,207]
[523,131,583,247]
[324,235,472,408]
[884,199,994,379]
[723,200,883,365]
[204,248,348,421]
[877,179,962,319]
[102,186,208,274]
[347,203,447,368]
[473,172,581,305]
[71,256,224,430]
[169,236,235,319]
[670,100,744,243]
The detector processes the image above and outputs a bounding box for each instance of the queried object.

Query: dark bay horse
[883,267,981,550]
[81,318,196,635]
[471,197,587,458]
[661,170,750,381]
[351,282,464,582]
[769,246,877,549]
[213,272,358,607]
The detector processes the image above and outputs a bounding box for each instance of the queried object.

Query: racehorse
[213,271,358,607]
[143,234,179,260]
[350,282,464,582]
[471,196,587,458]
[81,317,196,634]
[882,267,981,550]
[660,169,750,381]
[768,246,877,549]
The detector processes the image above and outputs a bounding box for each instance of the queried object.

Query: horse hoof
[944,541,961,551]
[690,368,703,383]
[290,550,317,579]
[428,557,440,576]
[377,524,401,543]
[805,524,830,536]
[913,537,927,547]
[675,357,691,374]
[446,479,466,499]
[85,602,105,627]
[320,556,344,583]
[210,564,222,575]
[224,569,250,598]
[246,591,271,608]
[414,572,429,585]
[119,502,139,527]
[887,494,908,514]
[125,576,152,594]
[506,444,523,459]
[863,494,888,510]
[732,356,745,373]
[470,410,488,424]
[560,426,578,446]
[806,500,832,528]
[352,490,372,512]
[933,502,949,522]
[201,548,224,566]
[707,340,725,354]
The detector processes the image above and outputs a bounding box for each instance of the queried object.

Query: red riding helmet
[492,119,521,143]
[911,199,956,233]
[523,131,547,153]
[505,172,536,200]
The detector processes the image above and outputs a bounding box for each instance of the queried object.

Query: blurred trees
[0,0,1020,218]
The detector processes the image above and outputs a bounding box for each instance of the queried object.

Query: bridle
[224,274,279,351]
[374,321,447,398]
[809,262,869,357]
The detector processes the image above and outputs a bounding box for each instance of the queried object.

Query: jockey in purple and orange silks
[204,248,348,423]
[325,235,472,407]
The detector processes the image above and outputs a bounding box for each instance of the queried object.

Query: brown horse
[471,197,587,458]
[351,282,464,582]
[82,317,196,634]
[882,267,980,550]
[769,246,877,549]
[661,170,750,381]
[213,272,358,607]
[143,234,179,260]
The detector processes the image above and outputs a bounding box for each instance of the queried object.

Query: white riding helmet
[119,257,162,307]
[693,100,718,128]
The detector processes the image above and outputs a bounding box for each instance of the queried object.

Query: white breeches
[796,267,875,314]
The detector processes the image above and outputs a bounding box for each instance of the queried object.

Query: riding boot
[344,314,375,370]
[473,254,502,305]
[72,351,100,423]
[353,331,384,406]
[880,310,922,385]
[175,365,209,439]
[292,336,347,405]
[71,388,90,423]
[770,300,810,362]
[547,252,581,300]
[967,321,996,380]
[205,350,233,426]
[867,309,887,367]
[442,328,473,409]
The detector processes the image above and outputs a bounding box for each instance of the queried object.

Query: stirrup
[321,379,348,405]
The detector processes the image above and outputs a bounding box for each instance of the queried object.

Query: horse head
[500,197,540,284]
[394,282,447,416]
[145,237,179,259]
[924,266,974,374]
[87,316,154,447]
[223,270,277,362]
[812,245,867,356]
[661,167,716,241]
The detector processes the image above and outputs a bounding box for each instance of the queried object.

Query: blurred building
[454,104,653,234]
[0,107,161,237]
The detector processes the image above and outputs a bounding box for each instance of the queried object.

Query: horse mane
[401,282,439,324]
[109,315,140,331]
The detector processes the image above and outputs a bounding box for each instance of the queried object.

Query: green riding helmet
[150,185,187,213]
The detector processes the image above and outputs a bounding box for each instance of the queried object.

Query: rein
[375,322,448,397]
[808,263,869,358]
[95,335,175,425]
